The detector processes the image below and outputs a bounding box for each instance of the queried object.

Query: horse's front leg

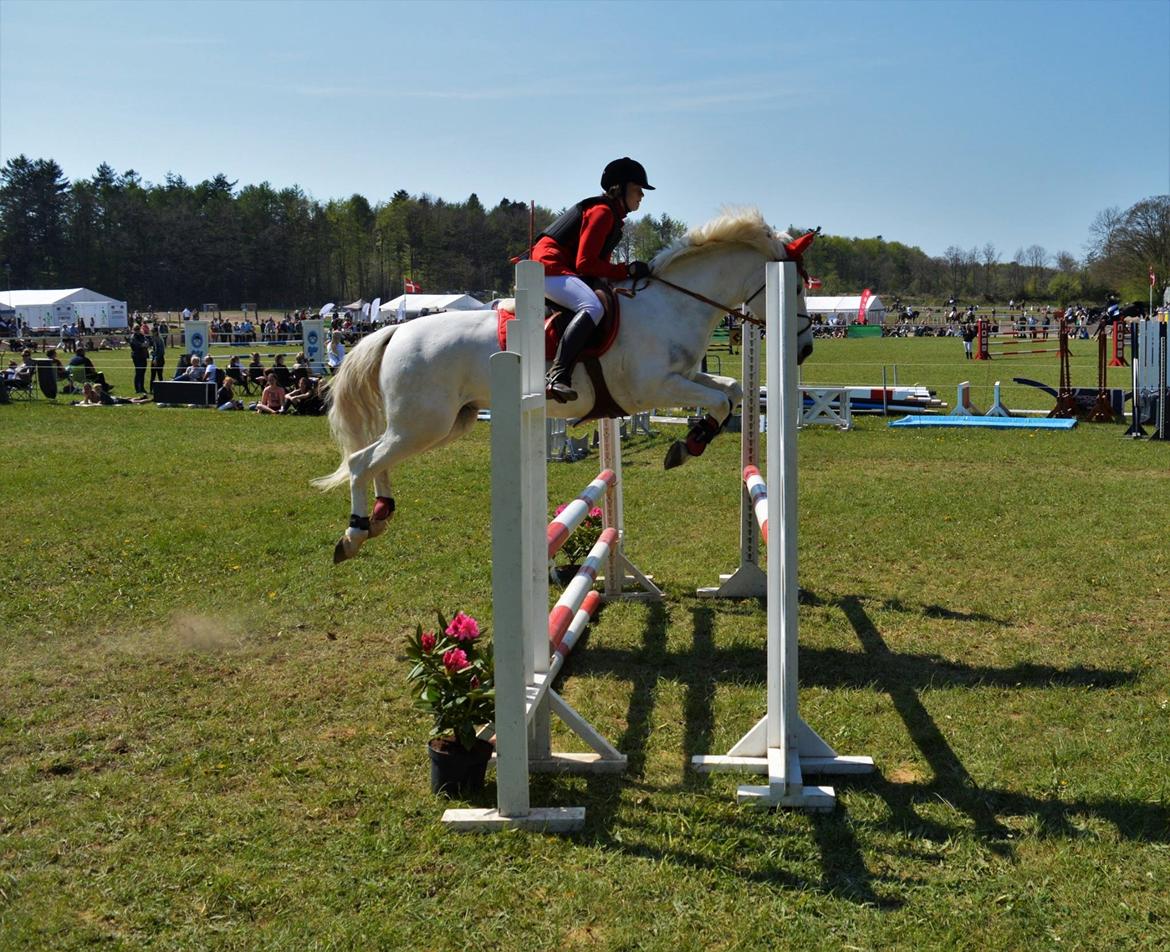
[652,372,740,470]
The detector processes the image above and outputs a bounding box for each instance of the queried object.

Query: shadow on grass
[557,590,1152,904]
[455,589,1153,904]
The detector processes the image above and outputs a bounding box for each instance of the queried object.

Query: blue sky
[1,0,1166,259]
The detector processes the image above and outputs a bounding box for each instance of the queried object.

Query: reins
[630,271,812,336]
[637,274,769,327]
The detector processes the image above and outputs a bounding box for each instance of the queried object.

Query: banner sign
[302,319,325,373]
[857,289,872,325]
[186,321,210,358]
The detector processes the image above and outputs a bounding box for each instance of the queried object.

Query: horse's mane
[651,207,792,272]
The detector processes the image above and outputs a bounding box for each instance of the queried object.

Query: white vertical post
[513,261,552,759]
[766,262,796,792]
[691,261,872,810]
[696,314,766,598]
[488,350,529,818]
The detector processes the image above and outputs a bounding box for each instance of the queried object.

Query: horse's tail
[311,324,399,491]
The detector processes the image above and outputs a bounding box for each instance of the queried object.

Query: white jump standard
[443,262,660,832]
[691,261,874,809]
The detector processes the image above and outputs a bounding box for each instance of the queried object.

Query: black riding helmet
[601,157,654,192]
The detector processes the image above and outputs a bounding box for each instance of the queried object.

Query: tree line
[0,155,1164,310]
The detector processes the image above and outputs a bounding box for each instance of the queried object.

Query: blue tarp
[889,416,1077,429]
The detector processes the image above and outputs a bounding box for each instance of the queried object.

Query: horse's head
[651,208,818,364]
[780,228,819,365]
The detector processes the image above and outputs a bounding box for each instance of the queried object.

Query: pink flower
[589,507,603,520]
[419,631,436,652]
[445,612,480,642]
[442,648,469,673]
[554,503,568,516]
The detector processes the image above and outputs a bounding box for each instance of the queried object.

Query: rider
[533,157,655,403]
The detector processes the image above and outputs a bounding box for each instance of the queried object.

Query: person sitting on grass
[284,372,324,415]
[292,352,311,373]
[216,374,243,411]
[255,371,285,414]
[270,353,293,388]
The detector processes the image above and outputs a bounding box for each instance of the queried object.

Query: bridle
[631,266,813,337]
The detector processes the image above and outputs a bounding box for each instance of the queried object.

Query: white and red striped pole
[743,465,769,543]
[548,527,619,644]
[546,470,616,558]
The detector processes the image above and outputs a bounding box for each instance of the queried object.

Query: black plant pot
[428,737,494,796]
[553,564,583,586]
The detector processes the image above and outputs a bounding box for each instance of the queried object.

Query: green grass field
[2,337,1168,950]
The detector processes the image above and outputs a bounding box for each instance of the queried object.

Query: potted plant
[405,611,496,796]
[551,503,604,585]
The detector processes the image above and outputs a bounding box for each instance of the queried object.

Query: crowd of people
[1,323,333,416]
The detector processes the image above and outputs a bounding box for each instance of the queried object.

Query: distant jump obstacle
[1127,317,1169,441]
[692,261,873,809]
[974,318,1070,361]
[443,261,661,833]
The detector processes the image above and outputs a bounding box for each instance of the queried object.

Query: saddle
[495,285,621,361]
[495,285,626,421]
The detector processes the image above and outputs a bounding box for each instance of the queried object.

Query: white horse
[315,208,816,562]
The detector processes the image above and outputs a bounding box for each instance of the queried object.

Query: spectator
[179,354,204,380]
[67,347,113,390]
[292,352,310,373]
[284,373,324,415]
[130,321,150,394]
[202,354,219,383]
[255,372,286,414]
[224,355,253,394]
[326,331,345,373]
[216,374,243,411]
[247,352,267,389]
[271,353,292,388]
[43,348,71,391]
[150,325,167,385]
[78,382,150,406]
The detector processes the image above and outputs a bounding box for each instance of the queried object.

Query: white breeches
[545,275,604,325]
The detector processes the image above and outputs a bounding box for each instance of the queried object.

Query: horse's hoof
[333,535,362,564]
[663,440,689,470]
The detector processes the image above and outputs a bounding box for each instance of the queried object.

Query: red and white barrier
[443,261,660,833]
[743,465,769,543]
[546,470,615,558]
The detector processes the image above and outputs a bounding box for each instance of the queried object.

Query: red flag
[405,279,421,293]
[1151,267,1157,288]
[857,288,872,324]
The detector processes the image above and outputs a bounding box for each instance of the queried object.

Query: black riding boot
[545,310,596,403]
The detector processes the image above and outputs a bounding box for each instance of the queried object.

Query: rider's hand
[628,261,651,281]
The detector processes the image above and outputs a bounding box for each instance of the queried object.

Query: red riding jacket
[532,197,629,283]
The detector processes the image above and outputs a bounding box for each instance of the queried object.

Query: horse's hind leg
[333,405,481,563]
[368,471,395,538]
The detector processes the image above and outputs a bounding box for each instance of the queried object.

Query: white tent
[379,293,486,322]
[0,288,128,329]
[805,294,886,325]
